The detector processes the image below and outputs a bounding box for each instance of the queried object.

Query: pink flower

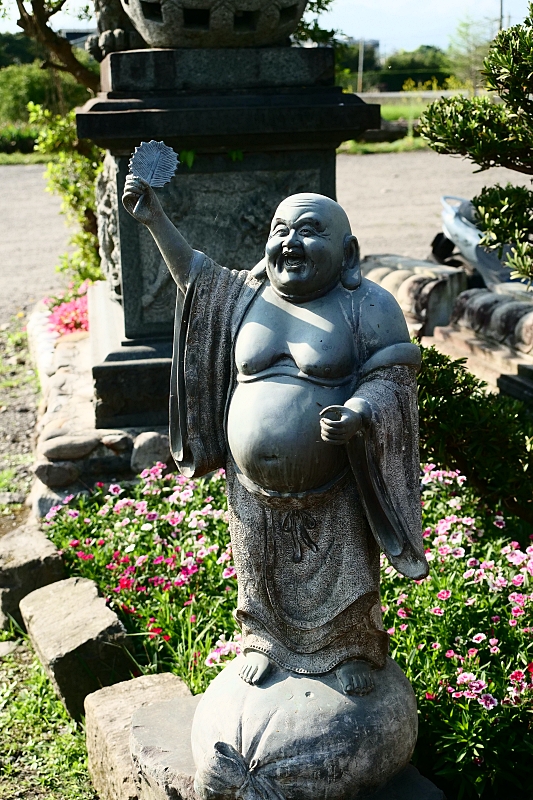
[509,619,518,627]
[222,566,237,579]
[457,672,476,685]
[509,670,525,682]
[430,607,444,616]
[467,558,479,567]
[463,569,475,579]
[136,555,148,567]
[67,509,79,518]
[472,633,486,643]
[452,691,464,699]
[512,606,525,617]
[399,623,408,631]
[68,539,80,547]
[490,646,500,654]
[145,512,159,521]
[469,680,487,694]
[512,574,525,587]
[397,607,408,618]
[387,627,395,635]
[445,649,455,658]
[489,638,499,646]
[491,615,501,623]
[190,615,197,623]
[467,648,478,657]
[425,692,436,700]
[109,484,122,495]
[437,590,451,601]
[493,516,505,529]
[438,545,452,556]
[77,551,94,561]
[478,693,498,710]
[431,642,441,650]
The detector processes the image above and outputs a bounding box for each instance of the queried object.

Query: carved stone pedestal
[130,657,446,800]
[77,46,379,426]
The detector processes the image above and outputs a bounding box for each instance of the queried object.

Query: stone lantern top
[120,0,308,48]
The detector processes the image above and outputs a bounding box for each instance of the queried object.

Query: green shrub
[43,463,533,799]
[418,345,533,529]
[29,103,104,284]
[0,121,38,153]
[0,61,91,123]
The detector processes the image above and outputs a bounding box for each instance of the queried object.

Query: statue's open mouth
[281,254,306,271]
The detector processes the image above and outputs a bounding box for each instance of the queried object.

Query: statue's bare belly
[227,284,356,494]
[227,377,350,493]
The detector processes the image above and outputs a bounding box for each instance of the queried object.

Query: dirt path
[0,165,68,326]
[336,149,532,260]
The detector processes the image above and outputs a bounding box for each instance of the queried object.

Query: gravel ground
[336,150,533,260]
[0,165,68,325]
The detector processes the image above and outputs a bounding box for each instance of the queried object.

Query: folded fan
[129,140,179,187]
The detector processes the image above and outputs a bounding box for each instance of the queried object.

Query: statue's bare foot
[336,659,374,696]
[239,651,273,685]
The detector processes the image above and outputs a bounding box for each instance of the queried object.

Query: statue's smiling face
[265,194,351,301]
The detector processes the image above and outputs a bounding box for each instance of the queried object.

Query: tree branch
[15,0,99,93]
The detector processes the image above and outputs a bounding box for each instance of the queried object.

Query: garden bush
[0,61,91,123]
[29,103,104,285]
[418,345,533,529]
[44,461,532,800]
[0,122,38,153]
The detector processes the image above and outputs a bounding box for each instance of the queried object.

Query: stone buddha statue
[123,177,430,800]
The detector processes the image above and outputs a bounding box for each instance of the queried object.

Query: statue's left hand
[319,406,362,446]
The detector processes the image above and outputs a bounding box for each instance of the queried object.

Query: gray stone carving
[123,182,433,799]
[121,0,307,50]
[96,154,122,302]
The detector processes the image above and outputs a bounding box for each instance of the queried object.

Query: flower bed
[44,464,532,799]
[44,280,90,336]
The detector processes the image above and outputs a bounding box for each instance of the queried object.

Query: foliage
[45,466,238,694]
[0,0,99,91]
[447,16,497,91]
[472,183,533,286]
[0,60,91,123]
[43,463,533,799]
[384,467,533,799]
[339,136,427,156]
[418,345,533,528]
[293,0,336,45]
[0,634,95,799]
[0,31,45,68]
[0,121,37,153]
[0,150,55,164]
[46,291,89,334]
[377,46,451,92]
[29,103,104,284]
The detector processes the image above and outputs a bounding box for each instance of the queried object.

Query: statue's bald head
[265,193,359,301]
[273,193,352,239]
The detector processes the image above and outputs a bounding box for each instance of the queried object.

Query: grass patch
[380,102,428,121]
[339,136,428,155]
[0,152,57,165]
[0,632,95,800]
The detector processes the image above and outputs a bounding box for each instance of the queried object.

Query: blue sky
[0,0,530,53]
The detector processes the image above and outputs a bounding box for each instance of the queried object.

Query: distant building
[58,29,97,48]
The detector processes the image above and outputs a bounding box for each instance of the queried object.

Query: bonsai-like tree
[419,5,533,286]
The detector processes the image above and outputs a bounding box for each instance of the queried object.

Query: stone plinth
[85,672,191,800]
[77,46,380,427]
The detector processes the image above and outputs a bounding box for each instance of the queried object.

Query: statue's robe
[170,251,429,673]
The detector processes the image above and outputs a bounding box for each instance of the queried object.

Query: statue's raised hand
[319,405,362,445]
[122,175,164,227]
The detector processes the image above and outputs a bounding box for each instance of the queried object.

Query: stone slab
[20,576,133,719]
[131,695,202,800]
[0,522,63,628]
[130,693,445,800]
[101,47,335,95]
[85,672,191,800]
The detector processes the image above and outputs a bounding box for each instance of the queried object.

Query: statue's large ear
[340,235,361,290]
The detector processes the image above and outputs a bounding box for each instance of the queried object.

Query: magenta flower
[430,607,444,616]
[437,590,451,601]
[222,566,237,579]
[478,693,498,710]
[109,484,122,495]
[445,649,455,658]
[472,633,486,643]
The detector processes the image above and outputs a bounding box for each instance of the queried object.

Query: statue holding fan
[123,140,430,800]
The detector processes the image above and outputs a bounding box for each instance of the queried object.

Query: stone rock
[39,416,73,441]
[0,523,63,628]
[33,459,81,488]
[131,694,202,800]
[369,765,445,799]
[20,577,133,719]
[130,432,170,473]
[39,433,101,461]
[0,640,18,658]
[100,431,134,453]
[0,491,26,505]
[192,657,418,800]
[85,673,190,800]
